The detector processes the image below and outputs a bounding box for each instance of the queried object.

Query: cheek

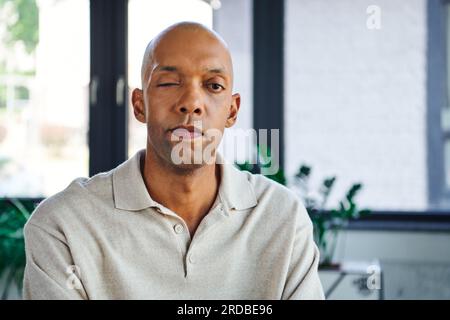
[210,97,232,119]
[206,93,230,110]
[154,92,177,106]
[146,88,176,108]
[146,94,172,120]
[145,103,167,135]
[208,110,229,132]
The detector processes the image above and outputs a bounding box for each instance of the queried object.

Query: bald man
[23,22,324,300]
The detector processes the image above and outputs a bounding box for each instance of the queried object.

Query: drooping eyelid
[152,73,181,87]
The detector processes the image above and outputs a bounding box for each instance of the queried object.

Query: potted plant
[292,165,370,267]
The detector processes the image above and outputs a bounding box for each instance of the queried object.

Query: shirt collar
[112,149,257,212]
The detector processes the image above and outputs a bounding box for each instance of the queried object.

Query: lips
[170,125,203,140]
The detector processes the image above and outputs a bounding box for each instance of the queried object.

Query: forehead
[150,31,233,76]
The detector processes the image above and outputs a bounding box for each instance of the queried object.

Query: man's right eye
[157,83,179,87]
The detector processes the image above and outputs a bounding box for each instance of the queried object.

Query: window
[284,0,439,212]
[0,0,89,197]
[127,0,213,157]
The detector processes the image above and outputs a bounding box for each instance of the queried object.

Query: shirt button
[174,224,184,234]
[188,254,196,264]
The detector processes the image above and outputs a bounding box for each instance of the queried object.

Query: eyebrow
[154,65,178,73]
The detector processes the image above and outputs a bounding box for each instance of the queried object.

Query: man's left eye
[207,83,225,91]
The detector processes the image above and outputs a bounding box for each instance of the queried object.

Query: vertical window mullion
[89,0,128,176]
[253,0,285,172]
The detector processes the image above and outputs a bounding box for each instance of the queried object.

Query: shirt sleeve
[22,222,88,300]
[281,204,325,300]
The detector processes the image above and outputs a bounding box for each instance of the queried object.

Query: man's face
[132,29,240,169]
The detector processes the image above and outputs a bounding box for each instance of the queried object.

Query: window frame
[252,0,450,231]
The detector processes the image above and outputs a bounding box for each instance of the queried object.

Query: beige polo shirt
[23,150,324,300]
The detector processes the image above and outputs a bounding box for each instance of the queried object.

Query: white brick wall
[285,0,428,210]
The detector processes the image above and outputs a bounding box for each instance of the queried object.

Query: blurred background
[1,0,450,299]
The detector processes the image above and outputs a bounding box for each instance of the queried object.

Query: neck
[141,147,220,234]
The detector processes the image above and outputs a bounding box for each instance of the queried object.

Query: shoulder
[249,172,299,205]
[25,170,114,233]
[235,167,311,228]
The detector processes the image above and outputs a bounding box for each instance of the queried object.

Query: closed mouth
[170,125,203,140]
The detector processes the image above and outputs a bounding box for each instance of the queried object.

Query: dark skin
[131,23,241,237]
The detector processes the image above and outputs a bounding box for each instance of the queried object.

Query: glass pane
[443,106,450,131]
[285,0,431,211]
[445,140,450,190]
[127,0,213,157]
[0,0,89,197]
[444,4,450,131]
[213,0,254,164]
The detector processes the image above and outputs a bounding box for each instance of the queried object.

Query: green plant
[0,0,39,54]
[293,165,370,266]
[0,198,35,299]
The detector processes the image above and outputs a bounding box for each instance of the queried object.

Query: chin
[169,140,217,166]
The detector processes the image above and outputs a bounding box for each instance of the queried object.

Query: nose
[176,85,204,116]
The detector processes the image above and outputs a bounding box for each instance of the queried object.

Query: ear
[225,93,241,128]
[131,88,146,123]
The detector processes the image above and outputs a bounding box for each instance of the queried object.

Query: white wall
[285,0,428,211]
